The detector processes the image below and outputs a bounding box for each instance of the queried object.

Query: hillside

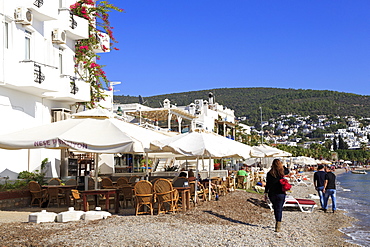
[114,88,370,125]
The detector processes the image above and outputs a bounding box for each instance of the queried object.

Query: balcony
[27,0,59,21]
[58,0,78,10]
[43,76,90,102]
[3,61,59,96]
[93,31,110,53]
[58,9,89,40]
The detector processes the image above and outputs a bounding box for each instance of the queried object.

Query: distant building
[114,92,237,139]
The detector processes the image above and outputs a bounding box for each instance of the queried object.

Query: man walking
[323,166,337,213]
[314,164,326,210]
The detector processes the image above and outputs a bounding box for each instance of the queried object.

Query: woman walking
[265,159,289,232]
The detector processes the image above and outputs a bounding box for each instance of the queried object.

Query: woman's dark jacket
[265,167,289,196]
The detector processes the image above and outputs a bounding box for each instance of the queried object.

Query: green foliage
[114,88,370,125]
[0,180,28,191]
[336,149,370,163]
[17,158,48,185]
[163,165,179,171]
[338,136,349,149]
[276,144,332,160]
[276,143,370,162]
[70,0,123,109]
[333,137,338,150]
[306,128,327,140]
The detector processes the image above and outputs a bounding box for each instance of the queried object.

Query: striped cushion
[286,199,316,205]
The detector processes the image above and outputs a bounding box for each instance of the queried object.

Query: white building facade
[0,0,109,176]
[114,92,237,139]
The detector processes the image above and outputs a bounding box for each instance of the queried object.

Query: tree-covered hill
[114,88,370,125]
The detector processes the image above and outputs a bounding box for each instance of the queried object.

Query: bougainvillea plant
[70,0,123,109]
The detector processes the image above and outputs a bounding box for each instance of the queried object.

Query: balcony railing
[33,0,44,8]
[29,0,58,21]
[20,60,58,85]
[70,77,79,95]
[70,13,77,30]
[34,64,45,84]
[58,9,88,40]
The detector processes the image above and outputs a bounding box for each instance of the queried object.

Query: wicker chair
[28,181,47,207]
[134,180,154,216]
[101,177,115,189]
[119,184,134,208]
[211,177,227,196]
[189,181,206,205]
[153,179,178,214]
[237,176,247,189]
[116,177,129,187]
[65,179,77,186]
[70,189,84,210]
[47,187,64,207]
[226,176,235,192]
[129,175,141,184]
[172,177,189,187]
[202,181,216,201]
[48,178,61,185]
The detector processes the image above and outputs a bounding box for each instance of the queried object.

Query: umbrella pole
[194,158,199,204]
[95,153,99,190]
[145,152,149,180]
[208,155,212,201]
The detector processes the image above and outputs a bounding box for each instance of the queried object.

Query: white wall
[0,1,96,176]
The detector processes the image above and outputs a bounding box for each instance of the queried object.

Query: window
[25,30,32,60]
[4,22,9,49]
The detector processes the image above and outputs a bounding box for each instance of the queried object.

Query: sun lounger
[267,196,317,213]
[291,175,312,187]
[253,185,265,193]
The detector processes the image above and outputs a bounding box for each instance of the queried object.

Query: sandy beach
[0,169,358,247]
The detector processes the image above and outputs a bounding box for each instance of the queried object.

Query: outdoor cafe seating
[46,187,64,207]
[116,177,129,187]
[134,180,154,216]
[153,178,178,215]
[28,181,47,207]
[101,177,115,189]
[119,184,134,208]
[48,178,62,185]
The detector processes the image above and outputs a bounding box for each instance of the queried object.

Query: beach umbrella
[0,108,171,188]
[150,131,252,159]
[251,144,292,158]
[316,160,332,165]
[150,131,252,200]
[0,108,169,154]
[250,144,292,169]
[0,117,136,153]
[293,156,318,166]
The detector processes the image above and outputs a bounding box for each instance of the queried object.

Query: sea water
[336,171,370,247]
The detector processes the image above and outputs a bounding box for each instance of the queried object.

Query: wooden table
[174,187,191,212]
[80,189,119,213]
[42,185,77,207]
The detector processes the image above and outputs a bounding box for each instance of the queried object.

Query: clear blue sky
[100,0,370,97]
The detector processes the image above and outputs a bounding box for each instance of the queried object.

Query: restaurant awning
[125,108,196,122]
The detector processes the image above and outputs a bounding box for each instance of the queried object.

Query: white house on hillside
[114,92,238,139]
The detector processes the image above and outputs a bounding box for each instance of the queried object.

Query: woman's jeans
[324,189,337,211]
[269,194,286,222]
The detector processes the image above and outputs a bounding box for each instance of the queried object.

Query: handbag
[280,178,292,192]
